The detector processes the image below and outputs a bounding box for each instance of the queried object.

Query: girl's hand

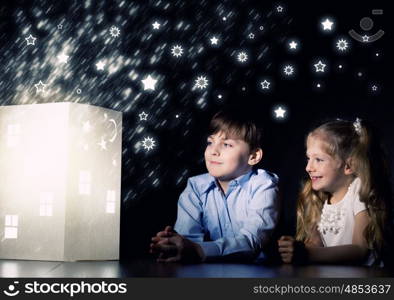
[278,236,296,263]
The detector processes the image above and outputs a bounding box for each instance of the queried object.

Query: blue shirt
[174,169,280,259]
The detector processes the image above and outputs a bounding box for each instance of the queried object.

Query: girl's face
[305,136,351,195]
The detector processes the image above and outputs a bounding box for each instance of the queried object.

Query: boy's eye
[206,140,212,145]
[316,158,324,162]
[223,143,233,148]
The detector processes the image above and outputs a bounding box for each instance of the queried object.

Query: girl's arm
[306,211,370,264]
[304,225,324,247]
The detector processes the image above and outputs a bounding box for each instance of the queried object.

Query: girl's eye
[207,140,212,145]
[316,158,324,162]
[223,143,233,148]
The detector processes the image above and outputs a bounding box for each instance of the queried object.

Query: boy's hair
[208,108,262,151]
[296,119,393,265]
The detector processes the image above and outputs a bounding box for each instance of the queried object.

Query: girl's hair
[296,119,393,264]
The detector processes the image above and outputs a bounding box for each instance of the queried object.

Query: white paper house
[0,103,122,261]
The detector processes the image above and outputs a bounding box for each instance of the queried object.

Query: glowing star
[248,33,255,39]
[152,21,161,30]
[276,6,284,12]
[194,76,209,89]
[237,52,248,63]
[314,60,326,72]
[289,41,298,49]
[25,34,37,45]
[372,85,378,91]
[336,39,349,51]
[139,112,148,121]
[217,94,222,99]
[171,45,183,57]
[96,61,105,70]
[210,36,219,45]
[362,35,370,42]
[57,24,63,30]
[34,81,46,93]
[321,18,334,31]
[283,65,294,76]
[109,26,120,37]
[82,121,92,132]
[142,137,156,151]
[260,80,271,89]
[274,107,286,118]
[57,53,69,63]
[141,75,158,91]
[98,137,107,150]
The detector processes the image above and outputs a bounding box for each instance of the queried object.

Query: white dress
[317,178,378,265]
[317,177,366,247]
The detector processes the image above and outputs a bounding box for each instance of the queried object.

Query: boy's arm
[173,178,206,242]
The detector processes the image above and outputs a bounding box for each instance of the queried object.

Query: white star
[217,94,222,99]
[336,39,349,51]
[152,21,161,30]
[362,35,370,42]
[314,60,326,72]
[109,26,120,37]
[289,41,298,49]
[57,53,69,63]
[248,33,255,39]
[237,51,248,62]
[274,107,286,118]
[171,45,183,57]
[276,6,283,12]
[57,24,63,30]
[96,61,105,70]
[210,36,219,45]
[372,85,378,91]
[25,34,37,45]
[283,65,294,76]
[98,137,107,150]
[142,137,156,151]
[321,18,334,31]
[261,80,271,89]
[82,121,92,132]
[34,81,46,93]
[194,76,209,89]
[139,112,148,121]
[141,75,158,91]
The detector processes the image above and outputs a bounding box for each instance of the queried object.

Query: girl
[278,119,393,266]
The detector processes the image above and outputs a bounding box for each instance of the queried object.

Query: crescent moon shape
[109,119,117,142]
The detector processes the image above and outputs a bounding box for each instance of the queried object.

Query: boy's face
[204,131,253,182]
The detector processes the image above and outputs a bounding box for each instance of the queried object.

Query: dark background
[0,0,391,260]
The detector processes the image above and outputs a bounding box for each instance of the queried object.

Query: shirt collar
[201,169,255,194]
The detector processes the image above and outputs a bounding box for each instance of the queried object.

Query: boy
[150,108,280,262]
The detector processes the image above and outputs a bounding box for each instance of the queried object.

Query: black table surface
[0,258,391,278]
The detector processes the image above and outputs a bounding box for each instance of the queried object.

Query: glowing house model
[0,103,122,261]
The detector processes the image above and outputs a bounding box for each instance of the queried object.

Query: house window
[39,192,53,216]
[4,215,18,239]
[7,124,21,147]
[79,171,91,195]
[106,190,116,214]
